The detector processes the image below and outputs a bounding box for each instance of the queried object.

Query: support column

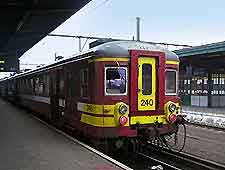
[188,63,192,106]
[208,71,212,107]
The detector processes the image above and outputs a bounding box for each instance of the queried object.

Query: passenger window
[80,68,88,97]
[105,67,127,95]
[34,76,44,96]
[59,72,64,96]
[43,74,49,96]
[166,70,177,94]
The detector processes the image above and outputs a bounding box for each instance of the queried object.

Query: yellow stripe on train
[130,115,167,125]
[80,113,129,127]
[88,57,129,63]
[165,60,179,65]
[78,102,170,127]
[77,102,114,115]
[81,114,168,127]
[88,57,179,65]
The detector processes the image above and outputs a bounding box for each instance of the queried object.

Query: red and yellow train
[0,41,184,151]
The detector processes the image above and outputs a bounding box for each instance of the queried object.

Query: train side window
[46,75,49,96]
[166,70,177,95]
[31,78,34,94]
[34,77,39,96]
[34,75,44,96]
[43,74,49,97]
[67,72,72,96]
[80,68,88,97]
[105,67,127,95]
[59,72,64,96]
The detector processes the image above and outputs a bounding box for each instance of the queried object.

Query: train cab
[77,41,181,142]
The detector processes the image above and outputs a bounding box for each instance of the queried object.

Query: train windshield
[142,64,152,95]
[166,70,177,95]
[105,67,127,95]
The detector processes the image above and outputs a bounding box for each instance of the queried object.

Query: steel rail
[162,148,225,170]
[136,151,181,170]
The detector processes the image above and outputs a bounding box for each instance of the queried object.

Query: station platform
[183,106,225,115]
[182,106,225,129]
[0,99,129,170]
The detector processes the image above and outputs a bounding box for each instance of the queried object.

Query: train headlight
[114,102,129,126]
[119,115,128,125]
[169,113,177,123]
[119,104,128,114]
[169,103,176,113]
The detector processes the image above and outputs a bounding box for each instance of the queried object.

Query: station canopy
[0,0,91,72]
[174,41,225,69]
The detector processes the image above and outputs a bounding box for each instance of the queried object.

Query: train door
[137,57,156,111]
[130,50,165,117]
[49,70,59,124]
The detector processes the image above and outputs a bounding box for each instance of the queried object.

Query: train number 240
[140,99,154,106]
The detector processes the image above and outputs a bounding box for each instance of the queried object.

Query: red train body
[0,41,183,151]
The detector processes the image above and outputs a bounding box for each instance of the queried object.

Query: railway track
[161,149,225,170]
[133,148,225,170]
[37,115,225,170]
[136,152,181,170]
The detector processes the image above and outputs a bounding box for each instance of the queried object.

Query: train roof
[0,41,178,81]
[92,40,179,61]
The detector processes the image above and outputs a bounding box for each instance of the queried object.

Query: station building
[175,41,225,108]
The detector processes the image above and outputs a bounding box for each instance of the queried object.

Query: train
[0,40,185,152]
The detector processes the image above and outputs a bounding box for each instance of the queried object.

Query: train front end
[80,41,184,151]
[128,49,182,141]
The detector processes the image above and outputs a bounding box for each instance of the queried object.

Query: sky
[11,0,225,71]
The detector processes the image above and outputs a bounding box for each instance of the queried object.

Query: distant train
[0,41,184,152]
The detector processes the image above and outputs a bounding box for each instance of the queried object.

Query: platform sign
[0,56,19,72]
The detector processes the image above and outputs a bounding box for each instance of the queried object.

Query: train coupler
[176,114,187,124]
